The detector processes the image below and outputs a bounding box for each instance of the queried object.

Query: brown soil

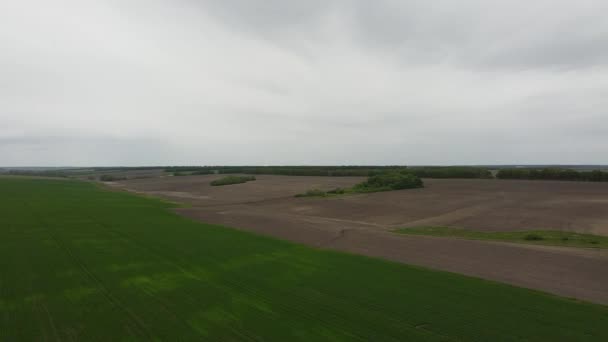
[112,175,608,305]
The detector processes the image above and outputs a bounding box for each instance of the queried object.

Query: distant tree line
[403,167,492,179]
[173,170,215,176]
[353,171,424,192]
[165,166,493,179]
[496,168,608,182]
[6,170,69,178]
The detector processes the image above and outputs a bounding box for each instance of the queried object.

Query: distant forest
[3,165,608,182]
[166,166,493,179]
[497,168,608,182]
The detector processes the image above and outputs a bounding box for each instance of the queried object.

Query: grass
[295,188,347,198]
[210,175,255,186]
[1,177,607,340]
[394,226,608,249]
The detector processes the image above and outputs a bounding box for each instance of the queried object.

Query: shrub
[327,188,346,194]
[295,189,327,197]
[210,175,255,186]
[295,173,423,198]
[524,233,544,241]
[354,172,423,192]
[99,175,127,182]
[295,188,349,198]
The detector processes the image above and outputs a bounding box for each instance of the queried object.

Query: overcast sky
[1,0,607,166]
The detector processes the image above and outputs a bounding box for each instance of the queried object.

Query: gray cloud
[1,0,607,166]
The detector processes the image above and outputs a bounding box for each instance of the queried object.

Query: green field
[395,226,608,249]
[1,178,607,341]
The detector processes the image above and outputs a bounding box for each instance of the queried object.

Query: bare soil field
[112,175,608,304]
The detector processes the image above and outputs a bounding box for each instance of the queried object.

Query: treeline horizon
[4,165,608,182]
[497,168,608,182]
[167,166,492,179]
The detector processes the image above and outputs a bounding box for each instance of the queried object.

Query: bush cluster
[295,172,424,197]
[353,171,424,192]
[497,168,608,182]
[99,175,127,182]
[294,188,347,198]
[210,175,256,186]
[524,233,544,241]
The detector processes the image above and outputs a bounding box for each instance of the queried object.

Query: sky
[1,0,607,166]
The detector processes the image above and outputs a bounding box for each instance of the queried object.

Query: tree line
[165,166,493,179]
[497,168,608,182]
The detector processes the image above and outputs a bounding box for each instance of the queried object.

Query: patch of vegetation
[497,168,608,182]
[407,166,493,179]
[294,188,347,198]
[99,174,127,182]
[5,169,70,178]
[395,226,608,249]
[173,169,215,177]
[295,172,424,198]
[294,189,329,198]
[353,171,424,192]
[1,178,607,340]
[210,175,256,186]
[524,233,544,241]
[326,187,346,194]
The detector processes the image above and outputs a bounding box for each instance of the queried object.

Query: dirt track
[113,175,608,304]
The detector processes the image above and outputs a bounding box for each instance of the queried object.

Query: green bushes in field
[210,175,256,186]
[395,227,608,249]
[295,189,328,197]
[296,172,423,197]
[497,168,608,182]
[295,188,347,198]
[353,171,423,192]
[99,174,127,182]
[327,187,346,194]
[524,233,544,241]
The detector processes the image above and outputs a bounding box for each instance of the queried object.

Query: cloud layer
[1,0,607,165]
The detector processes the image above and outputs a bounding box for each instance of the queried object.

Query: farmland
[113,174,608,304]
[2,177,608,340]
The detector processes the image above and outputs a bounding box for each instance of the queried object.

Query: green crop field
[1,177,607,341]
